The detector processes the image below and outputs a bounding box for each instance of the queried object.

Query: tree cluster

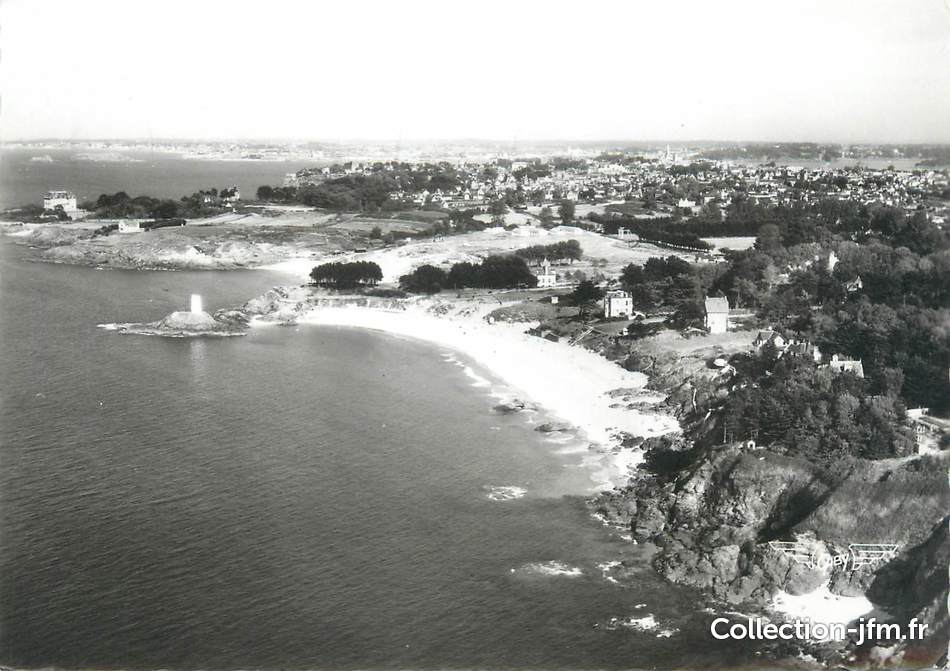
[309,261,383,289]
[82,191,226,220]
[721,350,915,463]
[513,240,582,265]
[398,264,448,294]
[591,213,711,250]
[400,255,538,292]
[619,255,702,312]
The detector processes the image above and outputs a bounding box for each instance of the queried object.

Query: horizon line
[4,137,950,147]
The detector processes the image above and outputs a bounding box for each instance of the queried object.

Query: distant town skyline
[2,0,949,144]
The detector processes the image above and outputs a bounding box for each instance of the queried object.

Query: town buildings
[751,329,822,363]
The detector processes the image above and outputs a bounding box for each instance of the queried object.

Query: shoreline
[251,297,681,491]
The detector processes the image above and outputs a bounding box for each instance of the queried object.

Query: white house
[704,296,730,334]
[616,227,638,242]
[825,354,864,378]
[536,259,557,288]
[43,190,78,212]
[603,290,634,319]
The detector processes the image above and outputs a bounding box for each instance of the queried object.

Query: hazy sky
[2,0,949,143]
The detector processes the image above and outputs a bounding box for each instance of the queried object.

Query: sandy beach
[251,296,680,489]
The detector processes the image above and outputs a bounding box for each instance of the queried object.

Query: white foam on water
[484,485,527,501]
[626,615,658,630]
[511,560,584,578]
[462,365,491,387]
[554,442,590,455]
[604,613,680,637]
[597,560,622,584]
[540,432,576,445]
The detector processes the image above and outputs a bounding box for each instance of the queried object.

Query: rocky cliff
[591,339,950,666]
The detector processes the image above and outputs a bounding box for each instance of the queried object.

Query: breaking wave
[484,485,527,501]
[510,560,584,578]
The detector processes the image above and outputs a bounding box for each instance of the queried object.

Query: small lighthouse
[190,294,203,314]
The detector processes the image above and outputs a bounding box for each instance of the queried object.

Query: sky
[1,0,949,143]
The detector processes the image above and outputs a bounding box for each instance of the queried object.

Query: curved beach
[254,297,680,489]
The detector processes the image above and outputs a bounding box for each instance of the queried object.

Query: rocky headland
[590,343,949,668]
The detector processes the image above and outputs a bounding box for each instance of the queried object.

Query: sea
[0,147,321,210]
[0,152,772,670]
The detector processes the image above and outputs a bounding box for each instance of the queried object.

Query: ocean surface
[0,148,320,210]
[0,227,768,667]
[0,241,763,670]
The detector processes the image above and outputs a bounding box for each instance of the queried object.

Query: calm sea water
[0,215,769,667]
[0,241,763,670]
[0,148,319,209]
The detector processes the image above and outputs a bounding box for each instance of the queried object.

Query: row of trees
[591,213,712,250]
[513,240,582,265]
[399,255,537,293]
[309,261,383,289]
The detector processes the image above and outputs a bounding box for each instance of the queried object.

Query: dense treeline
[398,264,449,294]
[399,255,537,293]
[695,143,843,161]
[619,255,702,312]
[297,175,399,211]
[700,205,950,411]
[721,349,915,463]
[598,196,949,247]
[255,186,297,202]
[590,213,711,250]
[513,240,582,265]
[82,190,229,220]
[256,163,467,212]
[446,256,537,289]
[309,261,383,289]
[611,197,950,417]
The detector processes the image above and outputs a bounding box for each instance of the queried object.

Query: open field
[265,224,708,284]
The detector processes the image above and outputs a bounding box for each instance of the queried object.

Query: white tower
[190,294,203,314]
